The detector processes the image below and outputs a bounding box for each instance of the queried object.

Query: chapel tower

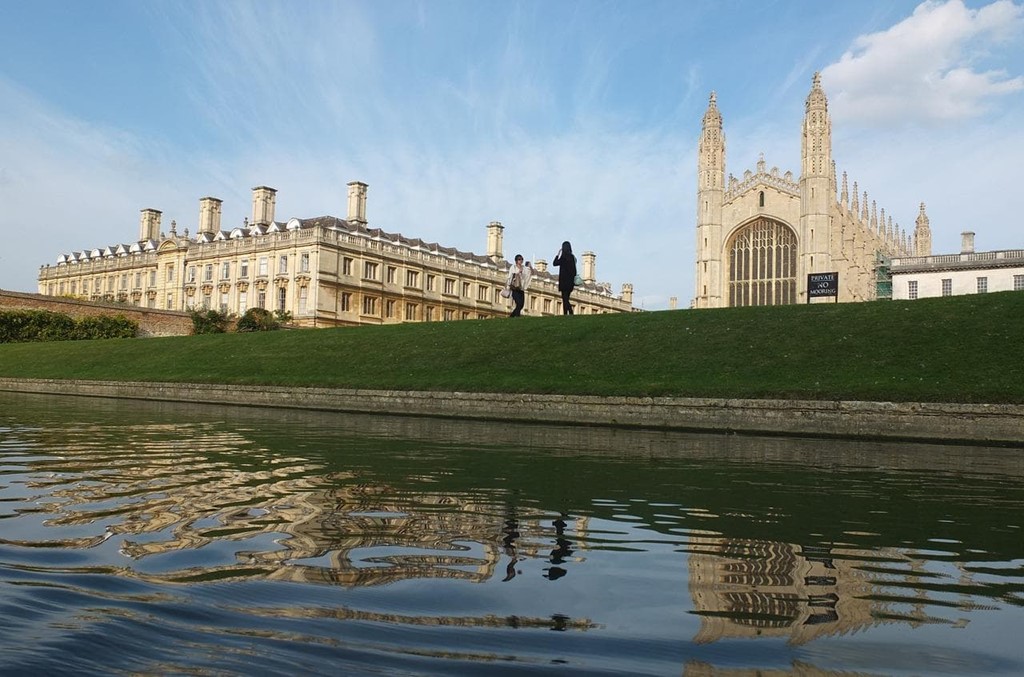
[694,91,726,309]
[799,72,833,288]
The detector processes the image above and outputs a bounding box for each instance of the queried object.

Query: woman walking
[504,254,533,317]
[552,241,577,315]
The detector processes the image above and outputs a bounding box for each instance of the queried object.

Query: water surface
[1,392,1022,675]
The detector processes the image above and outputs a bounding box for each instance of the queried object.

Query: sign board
[807,272,839,303]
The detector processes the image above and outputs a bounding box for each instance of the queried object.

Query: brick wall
[0,289,192,337]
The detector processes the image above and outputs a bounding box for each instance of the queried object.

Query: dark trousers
[560,289,574,315]
[510,289,525,316]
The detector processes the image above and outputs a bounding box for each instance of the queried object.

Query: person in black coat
[552,241,577,315]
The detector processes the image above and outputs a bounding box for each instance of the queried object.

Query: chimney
[622,283,634,305]
[251,186,277,226]
[669,296,678,310]
[534,258,548,273]
[198,197,223,235]
[139,208,162,242]
[486,221,504,261]
[582,251,596,283]
[961,231,975,254]
[347,181,368,226]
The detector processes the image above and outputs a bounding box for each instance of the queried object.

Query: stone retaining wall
[1,378,1021,446]
[0,289,192,337]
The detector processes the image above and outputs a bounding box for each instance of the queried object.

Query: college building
[887,231,1024,300]
[694,73,933,308]
[37,182,636,326]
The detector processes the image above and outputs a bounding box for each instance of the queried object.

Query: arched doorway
[726,218,797,306]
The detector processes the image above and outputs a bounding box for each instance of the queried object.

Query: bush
[0,310,139,343]
[236,307,280,332]
[189,309,233,334]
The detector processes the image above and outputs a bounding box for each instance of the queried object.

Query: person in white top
[504,254,533,317]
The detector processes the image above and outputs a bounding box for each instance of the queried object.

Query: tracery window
[726,218,797,307]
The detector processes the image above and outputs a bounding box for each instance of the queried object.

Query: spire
[870,200,878,230]
[757,152,766,174]
[879,207,886,236]
[914,202,932,256]
[840,171,849,209]
[851,181,859,214]
[698,90,725,192]
[801,72,831,179]
[861,191,869,222]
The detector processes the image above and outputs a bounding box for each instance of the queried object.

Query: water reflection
[1,391,1022,676]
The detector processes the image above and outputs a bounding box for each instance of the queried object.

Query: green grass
[1,292,1022,403]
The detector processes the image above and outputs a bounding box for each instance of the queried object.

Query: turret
[582,251,596,283]
[799,72,833,293]
[914,203,932,256]
[622,283,634,305]
[694,91,726,308]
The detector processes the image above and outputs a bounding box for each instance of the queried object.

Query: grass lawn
[0,291,1021,404]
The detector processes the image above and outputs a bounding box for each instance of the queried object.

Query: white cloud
[822,0,1024,124]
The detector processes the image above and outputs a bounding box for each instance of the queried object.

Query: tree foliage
[0,310,138,343]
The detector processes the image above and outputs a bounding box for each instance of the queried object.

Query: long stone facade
[694,73,933,308]
[38,182,636,326]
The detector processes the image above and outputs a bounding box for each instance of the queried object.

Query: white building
[889,232,1024,300]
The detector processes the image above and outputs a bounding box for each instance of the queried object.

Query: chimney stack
[582,251,596,283]
[534,258,548,273]
[198,197,223,235]
[251,186,277,227]
[622,283,634,305]
[961,231,975,254]
[347,181,368,226]
[486,221,504,261]
[139,208,162,242]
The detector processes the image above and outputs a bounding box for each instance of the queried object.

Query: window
[364,261,379,280]
[204,264,213,282]
[726,217,797,307]
[258,257,268,276]
[277,287,287,311]
[387,266,397,284]
[221,262,230,280]
[443,278,456,295]
[240,259,249,278]
[426,306,435,321]
[108,276,115,291]
[147,297,155,309]
[443,308,455,321]
[59,282,65,294]
[342,257,353,276]
[300,252,310,273]
[188,266,196,283]
[405,302,418,320]
[341,292,351,312]
[908,280,918,300]
[121,274,128,290]
[70,281,76,294]
[758,190,765,207]
[941,278,952,296]
[239,291,248,313]
[426,274,435,291]
[258,290,266,309]
[166,264,175,282]
[166,295,174,310]
[461,311,470,320]
[134,272,142,288]
[477,284,489,301]
[220,291,229,313]
[386,299,396,318]
[977,276,988,293]
[82,280,89,294]
[202,292,211,309]
[1015,274,1024,291]
[462,281,471,297]
[405,270,420,288]
[544,299,552,313]
[298,287,307,314]
[278,255,288,274]
[362,296,378,315]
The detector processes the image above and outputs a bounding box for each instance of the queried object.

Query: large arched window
[726,218,797,306]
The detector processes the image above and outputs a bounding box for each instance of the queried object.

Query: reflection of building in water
[684,661,876,677]
[688,537,895,645]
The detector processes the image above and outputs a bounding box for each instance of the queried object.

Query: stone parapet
[0,378,1021,446]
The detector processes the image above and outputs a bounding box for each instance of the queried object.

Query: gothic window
[726,217,797,307]
[758,191,765,207]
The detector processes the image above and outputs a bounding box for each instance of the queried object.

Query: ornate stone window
[726,217,797,307]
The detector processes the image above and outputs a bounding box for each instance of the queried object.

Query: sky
[1,0,1022,310]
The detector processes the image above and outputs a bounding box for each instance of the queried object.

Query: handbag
[499,287,512,298]
[574,274,583,286]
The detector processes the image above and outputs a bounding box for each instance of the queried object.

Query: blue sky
[1,0,1022,309]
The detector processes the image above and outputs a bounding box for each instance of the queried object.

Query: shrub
[0,310,138,342]
[190,309,233,334]
[236,307,280,332]
[73,315,138,339]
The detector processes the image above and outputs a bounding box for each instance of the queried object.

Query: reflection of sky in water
[0,391,1022,675]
